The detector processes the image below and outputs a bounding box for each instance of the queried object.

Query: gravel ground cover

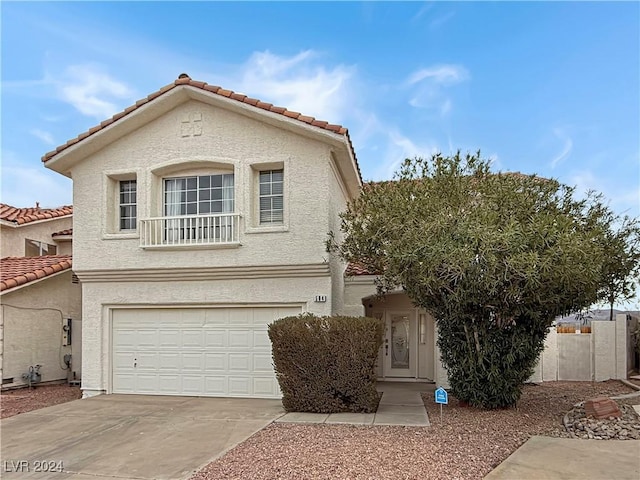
[0,383,81,418]
[191,381,633,480]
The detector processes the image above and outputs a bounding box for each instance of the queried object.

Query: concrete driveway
[1,394,284,480]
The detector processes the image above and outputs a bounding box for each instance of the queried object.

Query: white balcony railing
[139,213,241,248]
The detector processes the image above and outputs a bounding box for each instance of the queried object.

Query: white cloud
[550,128,573,168]
[0,152,72,208]
[371,129,440,180]
[29,129,55,145]
[211,50,356,124]
[407,64,468,86]
[569,170,639,217]
[406,64,469,115]
[58,64,133,119]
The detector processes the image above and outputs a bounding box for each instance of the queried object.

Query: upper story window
[164,174,234,215]
[259,169,283,224]
[25,239,57,256]
[119,180,137,230]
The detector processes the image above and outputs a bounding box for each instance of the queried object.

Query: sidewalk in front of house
[275,382,433,426]
[484,435,640,480]
[485,404,640,479]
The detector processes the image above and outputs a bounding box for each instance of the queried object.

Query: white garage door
[112,306,301,398]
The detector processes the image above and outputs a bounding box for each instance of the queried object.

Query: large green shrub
[268,313,384,413]
[329,152,622,409]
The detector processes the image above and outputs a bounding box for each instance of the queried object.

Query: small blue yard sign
[435,387,448,405]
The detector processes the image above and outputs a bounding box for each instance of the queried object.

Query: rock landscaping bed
[564,403,640,439]
[0,383,81,418]
[191,380,634,480]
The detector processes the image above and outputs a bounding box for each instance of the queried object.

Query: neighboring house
[42,74,444,399]
[0,203,73,257]
[0,204,81,389]
[0,256,82,388]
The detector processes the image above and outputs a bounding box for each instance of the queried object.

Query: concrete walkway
[275,382,431,426]
[484,436,640,480]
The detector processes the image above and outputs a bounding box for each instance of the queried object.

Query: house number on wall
[181,112,203,137]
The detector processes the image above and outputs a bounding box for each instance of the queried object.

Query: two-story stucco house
[43,74,446,399]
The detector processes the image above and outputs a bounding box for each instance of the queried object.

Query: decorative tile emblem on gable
[181,112,202,137]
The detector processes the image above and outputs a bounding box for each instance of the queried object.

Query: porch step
[275,382,431,427]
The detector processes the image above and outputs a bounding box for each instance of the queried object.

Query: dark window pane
[199,176,210,188]
[260,197,271,210]
[212,175,222,188]
[212,189,222,200]
[272,182,283,195]
[200,189,211,200]
[272,170,283,182]
[260,183,271,195]
[187,177,197,189]
[25,240,38,256]
[186,203,197,215]
[187,190,197,202]
[200,202,211,213]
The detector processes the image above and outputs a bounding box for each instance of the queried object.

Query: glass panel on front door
[391,314,410,369]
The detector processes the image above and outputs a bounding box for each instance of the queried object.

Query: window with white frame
[162,174,235,243]
[259,169,283,224]
[119,180,137,230]
[164,174,234,216]
[25,239,57,257]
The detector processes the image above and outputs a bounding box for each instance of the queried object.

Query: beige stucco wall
[529,316,628,382]
[0,271,82,387]
[327,158,350,315]
[593,321,616,381]
[0,216,72,258]
[54,239,73,256]
[80,275,333,396]
[558,334,592,380]
[342,278,377,317]
[70,99,340,273]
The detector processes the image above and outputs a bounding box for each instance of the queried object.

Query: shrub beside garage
[268,313,384,413]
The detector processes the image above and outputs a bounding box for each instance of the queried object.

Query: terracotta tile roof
[1,255,73,292]
[0,203,73,226]
[52,228,73,237]
[42,74,362,181]
[345,262,379,276]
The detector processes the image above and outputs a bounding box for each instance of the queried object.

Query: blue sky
[2,1,639,221]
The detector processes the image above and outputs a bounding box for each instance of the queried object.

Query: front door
[383,312,414,377]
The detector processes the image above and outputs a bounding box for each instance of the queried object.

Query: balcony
[139,213,241,249]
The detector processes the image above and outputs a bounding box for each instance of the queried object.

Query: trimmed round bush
[268,313,384,413]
